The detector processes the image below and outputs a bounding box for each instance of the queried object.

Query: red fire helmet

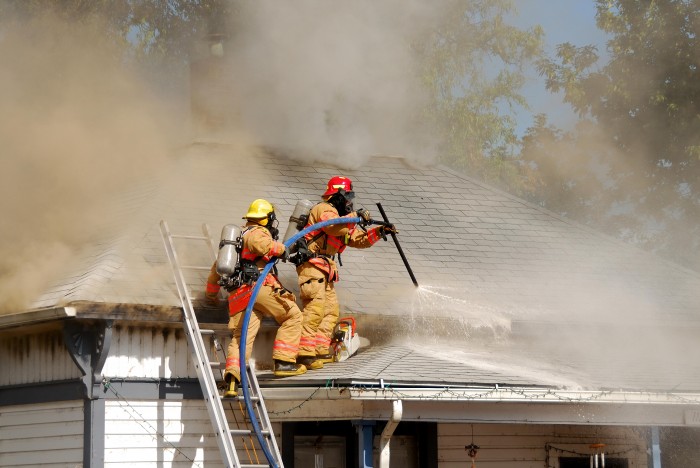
[323,176,353,197]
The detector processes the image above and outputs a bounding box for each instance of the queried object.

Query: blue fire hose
[237,216,360,468]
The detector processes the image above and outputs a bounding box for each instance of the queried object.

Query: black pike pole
[376,202,419,287]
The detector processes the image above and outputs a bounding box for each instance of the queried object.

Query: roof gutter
[261,385,700,426]
[261,382,700,406]
[379,400,402,468]
[346,386,700,405]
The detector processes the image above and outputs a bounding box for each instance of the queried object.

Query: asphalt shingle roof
[23,143,700,392]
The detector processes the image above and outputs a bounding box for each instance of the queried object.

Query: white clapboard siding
[105,400,283,468]
[0,331,81,386]
[437,423,649,468]
[105,399,217,467]
[102,325,222,379]
[0,401,83,468]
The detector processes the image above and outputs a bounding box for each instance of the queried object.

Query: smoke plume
[217,0,439,167]
[0,14,178,314]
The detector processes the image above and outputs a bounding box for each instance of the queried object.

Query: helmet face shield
[329,189,354,215]
[339,189,354,213]
[340,189,355,200]
[267,210,280,239]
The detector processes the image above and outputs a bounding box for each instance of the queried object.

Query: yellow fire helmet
[243,199,275,226]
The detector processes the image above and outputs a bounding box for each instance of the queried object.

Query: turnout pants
[297,263,339,358]
[225,284,302,382]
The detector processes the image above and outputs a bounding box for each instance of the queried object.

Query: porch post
[649,426,662,468]
[64,320,112,468]
[353,420,376,468]
[84,398,106,467]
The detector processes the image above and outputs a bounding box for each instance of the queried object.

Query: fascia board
[0,306,76,329]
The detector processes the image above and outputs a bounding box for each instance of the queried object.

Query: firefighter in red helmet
[206,199,306,398]
[291,176,396,370]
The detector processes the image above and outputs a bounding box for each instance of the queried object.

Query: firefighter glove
[290,239,310,266]
[279,248,289,263]
[380,224,398,240]
[290,253,306,267]
[356,208,371,226]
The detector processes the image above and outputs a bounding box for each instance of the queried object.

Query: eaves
[261,384,700,426]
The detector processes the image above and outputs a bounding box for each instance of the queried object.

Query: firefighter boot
[223,374,239,398]
[297,355,324,370]
[274,360,307,377]
[316,352,335,364]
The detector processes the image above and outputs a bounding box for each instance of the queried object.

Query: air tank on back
[282,199,314,252]
[216,224,241,277]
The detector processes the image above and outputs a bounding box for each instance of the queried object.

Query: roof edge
[0,301,221,332]
[0,306,76,330]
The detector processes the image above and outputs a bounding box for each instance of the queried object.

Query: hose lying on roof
[238,216,361,468]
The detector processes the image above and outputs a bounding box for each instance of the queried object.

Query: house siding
[104,399,283,467]
[0,330,81,386]
[0,323,217,385]
[102,325,201,379]
[0,400,83,468]
[437,423,648,468]
[102,325,239,379]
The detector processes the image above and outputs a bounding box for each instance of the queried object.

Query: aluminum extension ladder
[159,220,283,468]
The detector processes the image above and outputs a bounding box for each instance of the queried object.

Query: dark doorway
[281,421,437,468]
[282,421,356,468]
[559,457,629,468]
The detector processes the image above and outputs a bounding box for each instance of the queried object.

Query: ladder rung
[230,428,271,437]
[210,362,225,369]
[241,465,274,468]
[200,329,215,335]
[171,234,209,240]
[181,265,211,270]
[222,394,260,402]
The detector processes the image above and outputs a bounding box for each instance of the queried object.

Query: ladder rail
[247,362,282,458]
[160,220,241,468]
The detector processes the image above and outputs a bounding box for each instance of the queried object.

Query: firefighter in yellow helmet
[205,199,306,398]
[291,176,396,370]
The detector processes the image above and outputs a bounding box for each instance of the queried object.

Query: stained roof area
[20,143,700,394]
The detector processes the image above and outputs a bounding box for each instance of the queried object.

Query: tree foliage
[531,0,700,269]
[0,1,230,65]
[414,0,543,188]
